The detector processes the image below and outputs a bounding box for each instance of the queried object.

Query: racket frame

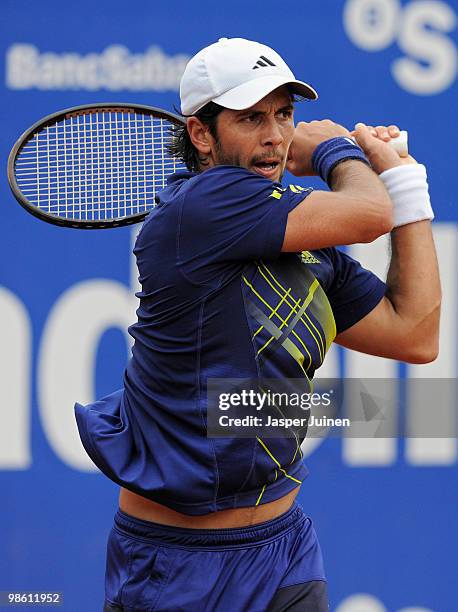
[7,102,186,229]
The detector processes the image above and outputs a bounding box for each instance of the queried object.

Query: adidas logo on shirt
[300,251,321,264]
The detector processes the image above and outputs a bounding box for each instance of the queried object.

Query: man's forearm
[386,220,441,360]
[330,158,389,203]
[282,161,394,252]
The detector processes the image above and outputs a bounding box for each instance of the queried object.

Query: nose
[260,117,284,147]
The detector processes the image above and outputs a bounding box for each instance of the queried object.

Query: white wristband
[379,164,434,228]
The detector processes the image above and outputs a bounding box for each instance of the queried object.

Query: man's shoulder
[160,166,253,201]
[178,166,280,211]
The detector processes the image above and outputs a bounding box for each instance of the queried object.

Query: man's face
[208,86,295,183]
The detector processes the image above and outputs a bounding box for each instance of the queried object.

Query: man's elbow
[403,345,439,364]
[400,326,440,364]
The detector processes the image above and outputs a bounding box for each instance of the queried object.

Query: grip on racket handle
[388,130,408,157]
[351,130,409,157]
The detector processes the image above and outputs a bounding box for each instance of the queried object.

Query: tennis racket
[7,103,187,229]
[8,104,409,229]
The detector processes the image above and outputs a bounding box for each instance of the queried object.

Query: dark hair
[167,102,225,172]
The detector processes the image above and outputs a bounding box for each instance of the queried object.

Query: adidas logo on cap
[252,55,277,70]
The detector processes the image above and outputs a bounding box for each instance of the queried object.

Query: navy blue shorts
[104,503,328,611]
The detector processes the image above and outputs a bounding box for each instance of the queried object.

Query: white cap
[180,37,318,116]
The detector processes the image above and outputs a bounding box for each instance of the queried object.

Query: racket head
[7,103,187,229]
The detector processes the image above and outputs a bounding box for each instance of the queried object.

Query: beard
[213,140,242,167]
[213,140,285,181]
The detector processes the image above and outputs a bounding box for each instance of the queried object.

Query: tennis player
[75,38,440,611]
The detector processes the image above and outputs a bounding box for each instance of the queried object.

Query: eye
[278,108,293,120]
[243,113,261,123]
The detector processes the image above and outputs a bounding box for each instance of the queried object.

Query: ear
[186,117,214,156]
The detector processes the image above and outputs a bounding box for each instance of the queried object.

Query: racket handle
[388,130,409,157]
[352,129,409,157]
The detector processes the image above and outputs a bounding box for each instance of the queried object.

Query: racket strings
[14,111,186,221]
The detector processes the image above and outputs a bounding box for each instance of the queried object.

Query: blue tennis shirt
[75,166,386,515]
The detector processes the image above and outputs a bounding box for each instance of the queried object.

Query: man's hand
[286,120,350,176]
[351,123,417,174]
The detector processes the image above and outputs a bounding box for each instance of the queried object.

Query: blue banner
[1,1,457,610]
